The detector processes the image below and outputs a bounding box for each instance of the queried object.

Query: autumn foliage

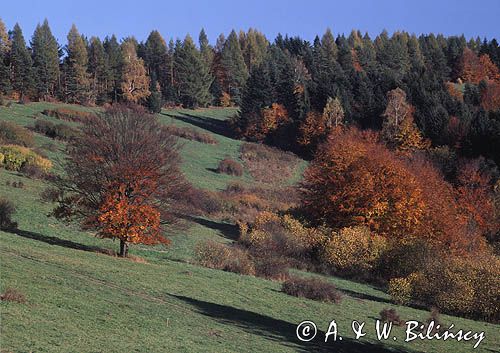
[459,48,500,84]
[243,103,289,141]
[50,104,187,256]
[301,127,493,253]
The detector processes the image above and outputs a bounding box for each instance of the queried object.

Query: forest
[0,16,499,352]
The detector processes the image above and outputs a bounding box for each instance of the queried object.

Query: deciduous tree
[50,105,188,257]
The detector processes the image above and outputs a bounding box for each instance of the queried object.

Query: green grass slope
[0,102,498,353]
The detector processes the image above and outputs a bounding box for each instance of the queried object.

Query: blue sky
[3,0,499,45]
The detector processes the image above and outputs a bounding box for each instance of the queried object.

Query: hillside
[0,102,498,353]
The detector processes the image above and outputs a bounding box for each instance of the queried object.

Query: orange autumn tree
[50,104,187,256]
[243,103,289,141]
[459,48,500,84]
[381,88,429,152]
[301,127,487,253]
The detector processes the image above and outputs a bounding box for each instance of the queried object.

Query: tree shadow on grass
[339,288,393,305]
[4,228,116,255]
[169,294,410,353]
[161,112,234,138]
[183,216,239,241]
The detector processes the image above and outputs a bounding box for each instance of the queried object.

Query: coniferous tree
[64,24,91,103]
[31,19,60,99]
[221,30,248,104]
[9,23,33,98]
[174,35,212,108]
[103,35,122,102]
[0,18,11,96]
[199,28,213,68]
[88,36,110,104]
[147,80,162,113]
[143,30,167,89]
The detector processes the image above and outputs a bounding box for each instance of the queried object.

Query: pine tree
[174,35,212,108]
[64,24,91,103]
[31,19,60,99]
[199,28,213,68]
[0,19,11,96]
[88,36,110,104]
[221,30,248,104]
[147,80,163,113]
[103,35,122,102]
[120,40,150,103]
[9,23,33,98]
[143,30,167,87]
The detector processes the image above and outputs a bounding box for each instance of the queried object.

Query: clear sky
[2,0,499,45]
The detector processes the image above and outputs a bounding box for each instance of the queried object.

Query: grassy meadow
[0,102,498,353]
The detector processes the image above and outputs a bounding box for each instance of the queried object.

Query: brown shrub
[19,164,48,179]
[282,276,342,303]
[0,198,17,230]
[163,125,218,144]
[33,119,80,141]
[254,256,290,280]
[0,121,34,147]
[195,241,255,276]
[217,158,243,176]
[42,107,96,122]
[0,287,26,304]
[379,308,404,326]
[240,143,301,184]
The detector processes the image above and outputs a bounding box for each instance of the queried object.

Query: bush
[0,198,17,230]
[321,226,387,278]
[282,276,342,303]
[388,277,413,305]
[195,241,255,276]
[217,158,243,176]
[254,256,289,280]
[0,287,26,304]
[240,143,300,184]
[33,119,80,141]
[42,108,96,122]
[0,145,52,172]
[410,255,500,322]
[19,164,47,179]
[163,125,218,144]
[0,121,34,147]
[379,308,404,326]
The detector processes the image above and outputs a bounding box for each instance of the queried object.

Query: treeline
[0,19,499,166]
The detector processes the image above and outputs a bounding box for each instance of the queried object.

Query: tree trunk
[119,239,128,257]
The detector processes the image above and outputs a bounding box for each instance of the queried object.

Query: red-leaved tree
[50,104,188,256]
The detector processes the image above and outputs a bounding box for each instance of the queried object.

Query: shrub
[0,145,52,172]
[0,121,34,147]
[163,125,218,144]
[240,143,300,184]
[379,308,404,326]
[282,276,342,303]
[321,226,387,277]
[216,158,243,176]
[195,241,255,276]
[0,198,17,230]
[388,277,413,305]
[254,256,289,280]
[42,107,96,122]
[19,164,47,179]
[0,287,26,304]
[33,119,80,141]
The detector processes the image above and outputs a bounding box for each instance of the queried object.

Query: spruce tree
[0,19,11,96]
[143,30,167,88]
[199,28,213,68]
[221,30,248,104]
[103,35,122,102]
[174,35,212,108]
[88,36,110,104]
[31,19,60,99]
[10,23,33,99]
[64,24,91,103]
